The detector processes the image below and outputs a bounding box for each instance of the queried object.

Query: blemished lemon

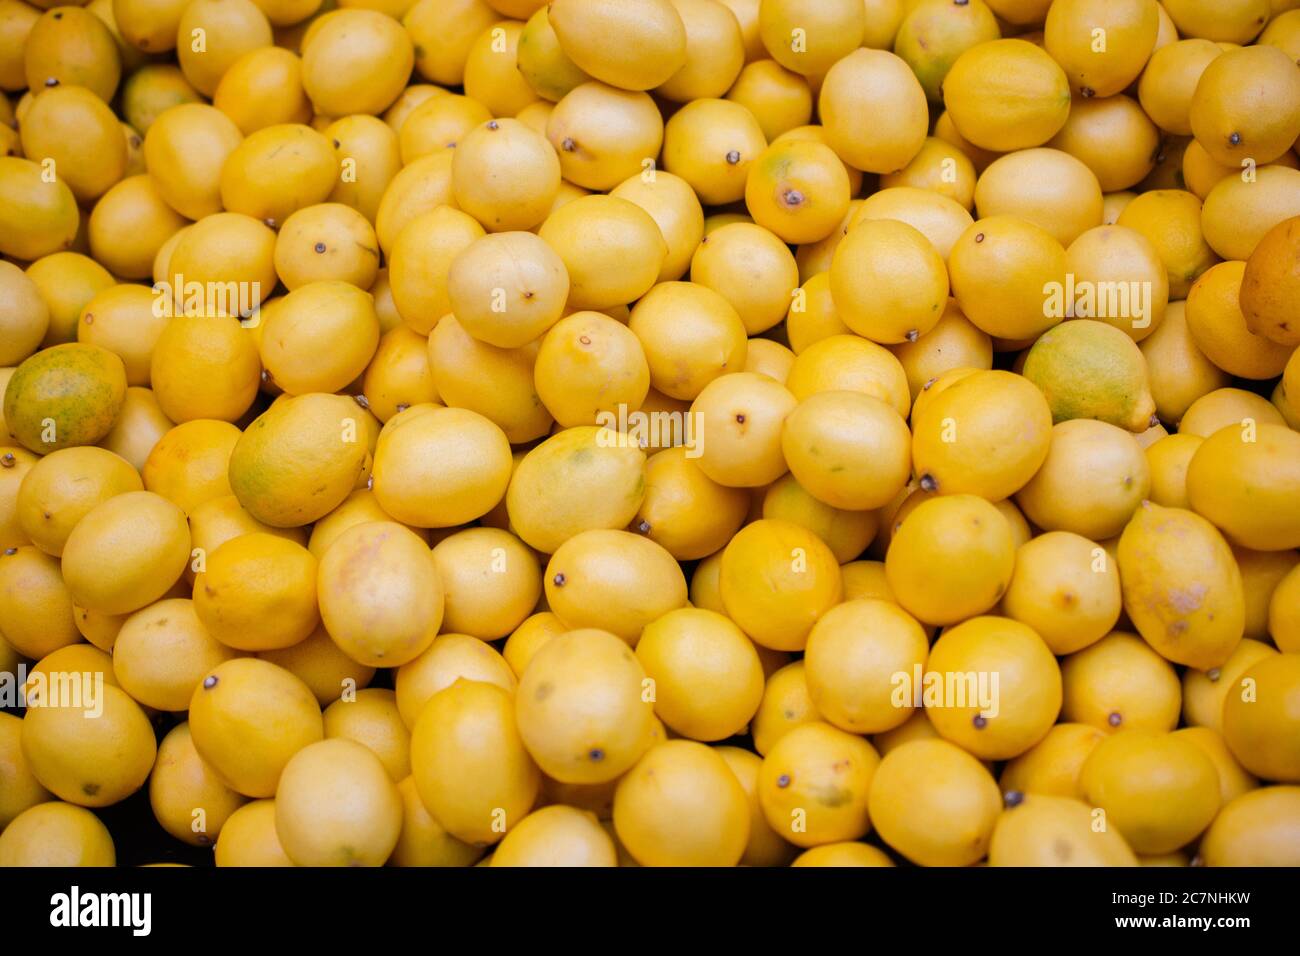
[757,721,880,848]
[317,521,443,668]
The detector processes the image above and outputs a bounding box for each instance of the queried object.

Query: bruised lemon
[1117,501,1245,670]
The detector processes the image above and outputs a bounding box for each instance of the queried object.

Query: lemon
[492,805,617,867]
[989,794,1138,866]
[1061,631,1182,734]
[149,722,246,847]
[868,738,1001,866]
[544,529,688,646]
[275,738,402,867]
[0,802,115,867]
[188,658,324,798]
[757,721,879,848]
[515,628,655,784]
[636,607,763,741]
[1022,320,1156,432]
[942,38,1071,152]
[1080,730,1221,854]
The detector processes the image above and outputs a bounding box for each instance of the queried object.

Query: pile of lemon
[2,0,1300,869]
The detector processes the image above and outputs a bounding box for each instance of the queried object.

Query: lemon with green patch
[893,0,1000,103]
[3,343,127,453]
[1022,319,1157,433]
